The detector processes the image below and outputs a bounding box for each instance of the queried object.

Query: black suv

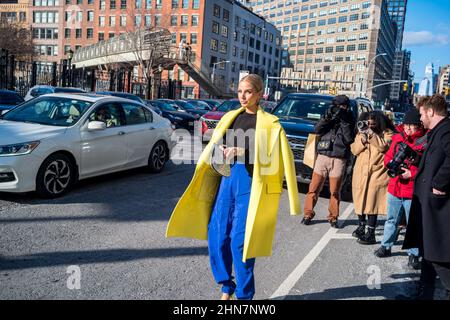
[272,94,373,197]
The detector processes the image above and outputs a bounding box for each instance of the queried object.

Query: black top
[225,111,257,176]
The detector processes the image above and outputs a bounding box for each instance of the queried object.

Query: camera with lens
[386,142,420,178]
[325,106,341,121]
[357,120,369,131]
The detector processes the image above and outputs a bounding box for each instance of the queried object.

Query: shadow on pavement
[0,246,209,271]
[275,280,420,300]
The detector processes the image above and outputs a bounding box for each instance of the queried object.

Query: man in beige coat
[351,111,395,245]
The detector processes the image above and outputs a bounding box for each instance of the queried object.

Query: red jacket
[384,124,427,199]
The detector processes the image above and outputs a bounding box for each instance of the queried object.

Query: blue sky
[403,0,450,82]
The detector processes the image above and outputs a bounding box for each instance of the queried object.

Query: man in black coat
[403,94,450,300]
[302,95,355,228]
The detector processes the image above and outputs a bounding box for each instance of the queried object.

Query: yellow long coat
[166,106,301,262]
[350,131,393,215]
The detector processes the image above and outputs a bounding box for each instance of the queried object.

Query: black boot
[357,227,376,245]
[407,255,421,270]
[352,223,366,239]
[374,246,391,258]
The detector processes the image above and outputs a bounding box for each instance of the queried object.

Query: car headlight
[0,141,40,157]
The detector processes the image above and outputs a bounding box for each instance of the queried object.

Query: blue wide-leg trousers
[208,163,255,300]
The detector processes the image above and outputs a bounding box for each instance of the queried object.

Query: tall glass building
[387,0,407,51]
[239,0,397,104]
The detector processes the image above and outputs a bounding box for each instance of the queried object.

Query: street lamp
[211,60,230,85]
[361,52,387,97]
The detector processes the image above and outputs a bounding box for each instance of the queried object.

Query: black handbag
[317,129,336,152]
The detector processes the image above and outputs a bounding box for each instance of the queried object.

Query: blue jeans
[208,163,255,300]
[381,193,419,257]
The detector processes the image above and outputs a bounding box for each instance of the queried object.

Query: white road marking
[270,203,355,299]
[331,233,355,239]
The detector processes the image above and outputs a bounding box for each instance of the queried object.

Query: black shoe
[330,219,339,228]
[357,228,376,245]
[407,255,421,270]
[352,223,366,239]
[374,246,391,258]
[301,217,312,225]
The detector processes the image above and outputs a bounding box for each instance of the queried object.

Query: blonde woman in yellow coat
[351,111,395,245]
[166,75,300,300]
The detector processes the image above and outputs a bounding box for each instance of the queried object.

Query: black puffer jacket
[315,109,356,159]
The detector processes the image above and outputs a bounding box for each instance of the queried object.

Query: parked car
[198,99,224,110]
[147,100,196,131]
[0,90,24,111]
[24,85,86,101]
[272,93,374,199]
[260,100,278,113]
[167,99,212,119]
[200,99,241,141]
[0,93,173,198]
[95,91,145,104]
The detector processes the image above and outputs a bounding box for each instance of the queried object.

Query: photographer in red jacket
[374,109,427,270]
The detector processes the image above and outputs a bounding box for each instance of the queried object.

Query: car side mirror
[87,121,106,131]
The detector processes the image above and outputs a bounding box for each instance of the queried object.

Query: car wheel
[36,154,74,198]
[148,141,168,173]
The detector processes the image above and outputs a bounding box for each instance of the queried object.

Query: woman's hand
[222,147,245,159]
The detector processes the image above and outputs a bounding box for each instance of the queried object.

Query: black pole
[61,59,68,87]
[31,61,37,87]
[7,55,15,90]
[51,62,57,87]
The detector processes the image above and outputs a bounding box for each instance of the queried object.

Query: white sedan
[0,93,174,198]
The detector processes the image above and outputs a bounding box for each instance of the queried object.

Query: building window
[212,21,219,34]
[171,15,178,26]
[191,15,198,26]
[221,25,228,38]
[220,41,227,54]
[75,28,82,38]
[223,9,229,22]
[190,33,197,44]
[181,15,188,26]
[211,38,218,51]
[87,28,93,38]
[213,4,220,18]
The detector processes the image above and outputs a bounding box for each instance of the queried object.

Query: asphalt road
[0,147,443,300]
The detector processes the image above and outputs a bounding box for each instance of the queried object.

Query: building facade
[437,64,450,96]
[387,0,409,106]
[0,0,28,24]
[24,0,280,98]
[240,0,396,105]
[418,62,435,96]
[389,49,410,105]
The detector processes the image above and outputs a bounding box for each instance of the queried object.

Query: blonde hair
[239,74,264,93]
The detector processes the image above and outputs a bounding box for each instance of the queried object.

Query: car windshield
[0,92,24,105]
[151,101,178,111]
[273,96,334,120]
[54,88,85,93]
[187,101,209,110]
[2,96,93,126]
[217,101,240,112]
[172,100,192,109]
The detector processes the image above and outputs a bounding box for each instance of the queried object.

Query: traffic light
[403,83,408,92]
[329,87,337,95]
